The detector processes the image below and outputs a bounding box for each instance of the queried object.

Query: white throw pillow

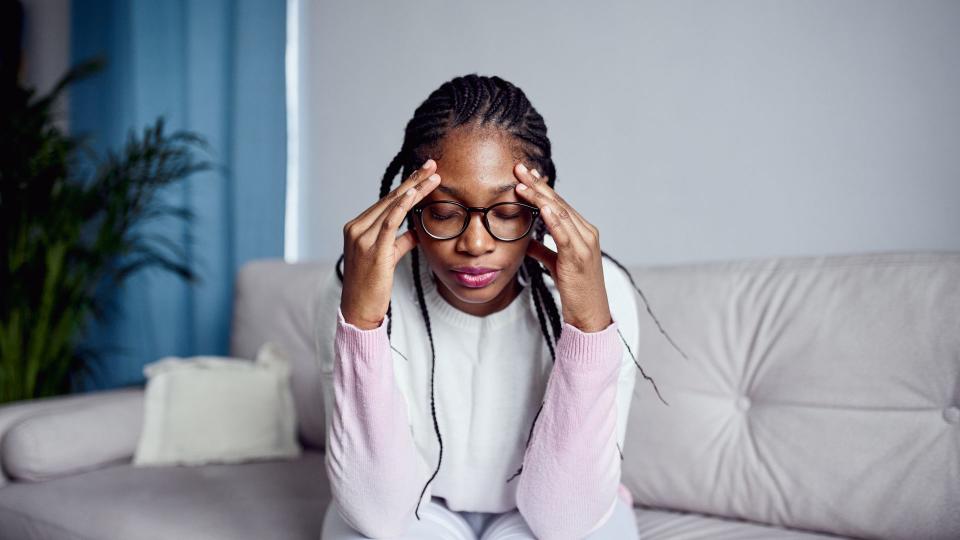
[133,341,301,466]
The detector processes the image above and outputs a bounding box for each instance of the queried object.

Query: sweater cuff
[335,307,390,355]
[555,318,622,371]
[336,306,388,331]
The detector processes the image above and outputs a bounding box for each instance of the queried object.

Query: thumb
[395,229,419,260]
[526,238,558,277]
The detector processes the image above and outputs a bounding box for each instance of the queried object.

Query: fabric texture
[315,235,641,539]
[133,342,301,466]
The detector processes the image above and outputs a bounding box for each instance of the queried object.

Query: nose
[455,212,496,256]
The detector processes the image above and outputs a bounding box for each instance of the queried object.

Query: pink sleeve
[324,307,427,538]
[516,319,624,540]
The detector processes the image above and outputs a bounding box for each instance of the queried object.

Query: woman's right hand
[339,159,441,329]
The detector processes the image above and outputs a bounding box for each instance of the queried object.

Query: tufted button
[944,406,960,425]
[736,396,751,412]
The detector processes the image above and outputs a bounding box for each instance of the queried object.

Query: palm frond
[1,58,212,403]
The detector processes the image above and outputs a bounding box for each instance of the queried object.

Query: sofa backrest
[621,250,959,539]
[230,251,960,539]
[230,259,331,450]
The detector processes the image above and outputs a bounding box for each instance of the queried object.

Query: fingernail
[421,159,432,169]
[543,205,552,215]
[531,169,541,178]
[516,183,527,191]
[404,188,415,197]
[518,163,527,173]
[429,173,440,182]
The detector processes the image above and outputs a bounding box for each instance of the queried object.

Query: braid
[528,226,563,342]
[330,73,685,512]
[409,247,443,519]
[525,257,556,361]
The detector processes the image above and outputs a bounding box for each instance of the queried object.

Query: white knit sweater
[314,235,640,514]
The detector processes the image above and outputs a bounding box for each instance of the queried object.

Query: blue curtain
[70,0,287,391]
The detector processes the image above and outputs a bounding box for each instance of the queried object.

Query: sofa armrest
[0,386,145,486]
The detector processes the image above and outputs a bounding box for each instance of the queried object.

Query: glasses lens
[421,202,466,239]
[488,203,534,240]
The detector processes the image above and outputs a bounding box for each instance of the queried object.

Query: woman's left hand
[513,162,613,333]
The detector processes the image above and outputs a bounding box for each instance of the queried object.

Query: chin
[443,271,511,303]
[447,279,505,303]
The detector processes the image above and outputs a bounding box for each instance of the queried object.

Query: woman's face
[413,127,533,317]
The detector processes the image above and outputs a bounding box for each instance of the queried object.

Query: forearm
[325,307,424,538]
[516,319,623,540]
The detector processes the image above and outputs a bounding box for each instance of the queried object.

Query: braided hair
[333,73,687,520]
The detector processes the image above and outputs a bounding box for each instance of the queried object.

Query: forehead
[430,128,521,203]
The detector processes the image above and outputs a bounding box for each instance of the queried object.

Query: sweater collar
[416,253,531,331]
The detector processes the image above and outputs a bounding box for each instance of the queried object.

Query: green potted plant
[0,58,212,403]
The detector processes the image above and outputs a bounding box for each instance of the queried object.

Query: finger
[515,186,583,248]
[530,168,597,237]
[371,184,422,248]
[528,167,597,238]
[366,171,440,238]
[514,169,586,248]
[514,163,592,241]
[533,201,582,252]
[355,159,438,229]
[394,228,419,260]
[360,163,438,229]
[526,238,558,277]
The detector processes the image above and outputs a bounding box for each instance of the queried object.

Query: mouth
[450,266,501,288]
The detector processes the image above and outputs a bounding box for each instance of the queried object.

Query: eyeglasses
[411,200,540,242]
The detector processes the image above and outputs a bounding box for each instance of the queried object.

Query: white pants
[321,495,640,539]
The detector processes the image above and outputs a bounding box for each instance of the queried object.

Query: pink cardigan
[325,306,632,539]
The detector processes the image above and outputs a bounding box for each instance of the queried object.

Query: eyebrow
[436,183,517,197]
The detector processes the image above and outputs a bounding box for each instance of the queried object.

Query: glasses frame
[411,200,541,242]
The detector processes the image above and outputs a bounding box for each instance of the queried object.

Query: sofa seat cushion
[634,504,855,539]
[0,448,862,540]
[0,451,330,540]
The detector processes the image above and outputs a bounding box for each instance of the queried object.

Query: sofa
[0,250,957,540]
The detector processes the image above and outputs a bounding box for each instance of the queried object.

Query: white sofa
[0,250,957,539]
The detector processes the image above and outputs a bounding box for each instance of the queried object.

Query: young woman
[315,74,673,539]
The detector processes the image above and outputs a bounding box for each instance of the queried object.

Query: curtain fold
[69,0,286,391]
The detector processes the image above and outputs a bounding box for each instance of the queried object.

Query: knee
[321,498,476,540]
[583,497,639,540]
[481,499,638,540]
[322,500,389,539]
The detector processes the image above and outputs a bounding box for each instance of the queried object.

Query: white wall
[289,0,960,266]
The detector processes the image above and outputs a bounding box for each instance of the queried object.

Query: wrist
[565,313,613,333]
[339,304,385,330]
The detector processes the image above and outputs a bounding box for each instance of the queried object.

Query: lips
[450,266,500,288]
[452,266,500,275]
